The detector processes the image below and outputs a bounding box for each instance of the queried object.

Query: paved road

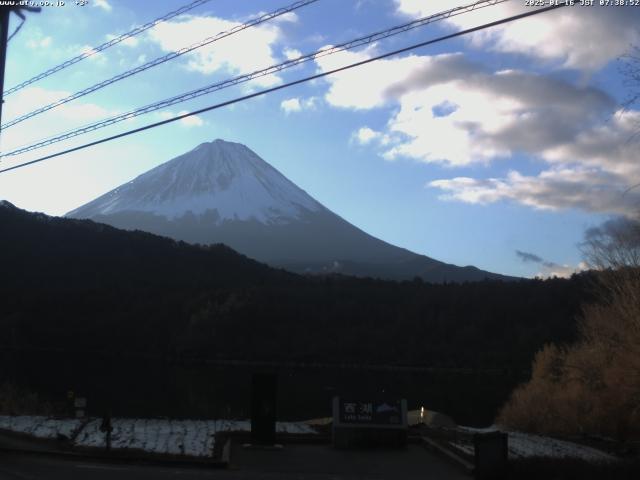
[0,445,469,479]
[232,443,470,479]
[0,453,224,480]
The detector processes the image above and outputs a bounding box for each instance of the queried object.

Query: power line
[1,0,510,157]
[1,0,319,130]
[3,0,214,97]
[0,1,569,175]
[6,16,25,43]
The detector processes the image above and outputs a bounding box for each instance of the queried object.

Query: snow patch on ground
[74,418,219,457]
[0,416,82,439]
[1,416,317,458]
[452,425,614,462]
[276,422,319,434]
[505,431,614,462]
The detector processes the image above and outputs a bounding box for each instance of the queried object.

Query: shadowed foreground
[0,446,468,480]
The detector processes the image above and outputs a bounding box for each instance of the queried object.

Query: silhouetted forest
[0,201,596,422]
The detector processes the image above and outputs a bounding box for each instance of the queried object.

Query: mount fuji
[67,139,512,282]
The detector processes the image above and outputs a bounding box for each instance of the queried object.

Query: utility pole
[0,6,40,129]
[0,7,11,128]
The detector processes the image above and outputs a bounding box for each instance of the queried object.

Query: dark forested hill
[0,201,595,422]
[0,200,592,364]
[0,200,288,292]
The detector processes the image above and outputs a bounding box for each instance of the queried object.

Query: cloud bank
[395,1,640,71]
[314,41,640,216]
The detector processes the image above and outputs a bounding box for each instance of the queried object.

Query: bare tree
[581,217,640,270]
[499,218,640,440]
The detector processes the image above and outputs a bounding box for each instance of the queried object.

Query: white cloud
[280,96,317,114]
[4,87,112,124]
[106,34,138,48]
[427,109,640,216]
[541,110,640,178]
[319,51,615,166]
[80,45,107,64]
[537,261,588,279]
[177,110,204,127]
[351,126,392,147]
[395,1,640,71]
[93,0,112,12]
[26,36,52,49]
[353,127,379,145]
[272,11,298,23]
[0,87,119,155]
[148,14,285,87]
[315,45,432,110]
[383,69,613,166]
[429,167,640,217]
[283,47,302,60]
[158,110,205,127]
[280,98,301,113]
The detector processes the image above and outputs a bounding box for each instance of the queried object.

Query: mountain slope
[67,139,513,282]
[0,200,285,293]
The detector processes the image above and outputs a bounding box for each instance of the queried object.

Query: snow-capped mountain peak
[67,139,322,225]
[67,139,513,282]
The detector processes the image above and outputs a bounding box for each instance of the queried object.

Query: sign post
[74,397,87,419]
[332,397,408,449]
[250,373,277,445]
[99,410,113,452]
[474,431,508,480]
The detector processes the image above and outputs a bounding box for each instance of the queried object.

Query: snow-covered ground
[0,416,317,458]
[451,425,614,463]
[505,431,614,462]
[74,418,219,457]
[2,415,612,462]
[0,416,82,440]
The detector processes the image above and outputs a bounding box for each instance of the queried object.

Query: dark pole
[0,8,10,129]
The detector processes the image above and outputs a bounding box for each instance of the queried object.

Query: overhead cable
[4,0,214,96]
[1,0,319,130]
[0,1,570,175]
[2,0,509,156]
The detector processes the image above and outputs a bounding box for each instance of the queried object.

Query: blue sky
[1,0,640,278]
